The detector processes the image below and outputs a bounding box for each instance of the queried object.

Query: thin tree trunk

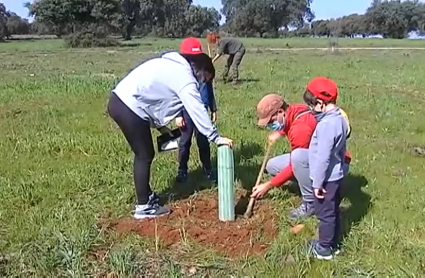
[124,19,136,41]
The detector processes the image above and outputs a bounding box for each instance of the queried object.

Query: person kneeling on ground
[209,33,246,84]
[175,38,218,183]
[304,77,349,260]
[252,94,317,220]
[108,38,233,220]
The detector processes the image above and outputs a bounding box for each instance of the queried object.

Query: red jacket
[269,104,352,187]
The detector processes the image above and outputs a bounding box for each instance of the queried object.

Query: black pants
[178,110,211,173]
[107,92,154,205]
[314,179,343,248]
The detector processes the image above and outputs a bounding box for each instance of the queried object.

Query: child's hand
[211,112,218,123]
[175,117,185,128]
[268,131,281,144]
[314,188,327,199]
[251,181,273,199]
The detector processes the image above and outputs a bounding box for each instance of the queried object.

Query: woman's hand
[217,137,233,147]
[175,117,185,128]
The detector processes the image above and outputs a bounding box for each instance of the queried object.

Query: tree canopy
[0,3,10,40]
[24,0,220,39]
[221,0,314,37]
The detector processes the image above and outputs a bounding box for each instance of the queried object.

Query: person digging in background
[175,38,218,183]
[208,33,246,84]
[251,94,352,221]
[251,94,317,220]
[304,77,349,260]
[108,39,233,220]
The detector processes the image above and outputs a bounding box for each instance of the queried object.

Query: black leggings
[107,92,154,205]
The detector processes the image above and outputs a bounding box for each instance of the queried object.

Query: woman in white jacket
[108,38,233,220]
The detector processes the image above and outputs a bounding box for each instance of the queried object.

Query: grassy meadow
[1,37,425,277]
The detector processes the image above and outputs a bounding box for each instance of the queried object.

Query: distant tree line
[2,0,425,44]
[223,0,425,39]
[306,0,425,39]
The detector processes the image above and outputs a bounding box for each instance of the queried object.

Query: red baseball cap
[180,37,203,54]
[306,77,338,102]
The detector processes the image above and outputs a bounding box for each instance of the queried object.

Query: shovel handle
[244,142,272,218]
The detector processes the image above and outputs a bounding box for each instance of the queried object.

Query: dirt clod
[103,191,278,257]
[289,224,305,235]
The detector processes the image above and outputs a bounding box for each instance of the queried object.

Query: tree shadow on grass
[238,78,260,83]
[119,42,142,48]
[340,174,371,241]
[219,78,260,86]
[161,142,263,205]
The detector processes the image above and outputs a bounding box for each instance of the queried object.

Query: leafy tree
[366,0,408,38]
[0,2,9,41]
[121,0,140,40]
[311,20,331,37]
[30,21,53,35]
[6,13,31,35]
[185,5,221,37]
[309,1,425,39]
[26,0,120,37]
[162,0,191,37]
[365,0,425,39]
[222,0,314,37]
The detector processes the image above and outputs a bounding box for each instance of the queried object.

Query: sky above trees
[3,0,373,21]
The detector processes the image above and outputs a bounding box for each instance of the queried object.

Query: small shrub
[65,27,119,48]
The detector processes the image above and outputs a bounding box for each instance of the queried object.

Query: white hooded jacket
[112,52,221,143]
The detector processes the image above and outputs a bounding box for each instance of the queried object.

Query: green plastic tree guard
[217,145,235,221]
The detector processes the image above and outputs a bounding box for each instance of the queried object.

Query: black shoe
[175,171,187,183]
[133,191,170,220]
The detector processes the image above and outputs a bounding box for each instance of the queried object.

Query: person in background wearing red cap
[107,37,233,220]
[303,77,349,260]
[174,38,218,183]
[252,94,318,220]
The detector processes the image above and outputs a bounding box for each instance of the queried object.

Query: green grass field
[1,38,425,277]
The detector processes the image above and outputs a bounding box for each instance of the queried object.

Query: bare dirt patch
[100,191,279,258]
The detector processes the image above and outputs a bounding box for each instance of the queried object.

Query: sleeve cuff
[312,182,322,189]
